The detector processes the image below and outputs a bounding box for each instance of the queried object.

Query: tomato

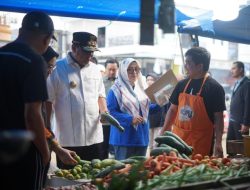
[222,157,231,165]
[192,154,203,161]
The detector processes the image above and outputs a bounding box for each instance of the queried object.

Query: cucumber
[163,131,193,155]
[100,159,118,168]
[101,113,125,132]
[159,144,179,153]
[95,163,125,178]
[150,147,174,156]
[154,136,186,154]
[128,156,147,161]
[120,158,138,164]
[181,153,191,160]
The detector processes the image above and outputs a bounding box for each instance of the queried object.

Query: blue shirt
[107,89,160,146]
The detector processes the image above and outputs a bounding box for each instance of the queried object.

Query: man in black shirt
[160,47,225,157]
[0,11,55,190]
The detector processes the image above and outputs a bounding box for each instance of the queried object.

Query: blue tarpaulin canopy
[0,0,250,44]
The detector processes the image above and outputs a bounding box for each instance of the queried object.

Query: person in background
[146,73,170,151]
[42,46,78,166]
[0,11,54,190]
[101,58,119,159]
[226,61,250,148]
[107,58,159,160]
[42,46,59,132]
[46,32,108,168]
[42,46,59,76]
[160,47,226,157]
[97,64,106,77]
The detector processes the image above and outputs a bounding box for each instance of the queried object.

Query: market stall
[46,132,250,190]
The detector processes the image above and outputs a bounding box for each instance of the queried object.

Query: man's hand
[240,124,249,135]
[132,116,144,125]
[54,147,78,165]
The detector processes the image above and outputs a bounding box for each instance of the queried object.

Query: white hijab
[111,58,149,129]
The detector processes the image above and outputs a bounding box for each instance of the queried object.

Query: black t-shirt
[170,76,226,123]
[0,41,48,131]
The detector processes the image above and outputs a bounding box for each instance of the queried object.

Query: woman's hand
[132,116,144,125]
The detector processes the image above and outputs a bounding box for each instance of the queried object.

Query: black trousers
[56,142,103,169]
[227,120,243,141]
[0,143,48,190]
[100,125,110,160]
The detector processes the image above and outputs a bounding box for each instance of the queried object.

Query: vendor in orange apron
[172,75,214,156]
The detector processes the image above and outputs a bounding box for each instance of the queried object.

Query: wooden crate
[226,140,244,155]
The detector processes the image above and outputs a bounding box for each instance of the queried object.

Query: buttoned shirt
[47,53,105,146]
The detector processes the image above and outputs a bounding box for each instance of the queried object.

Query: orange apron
[172,75,214,156]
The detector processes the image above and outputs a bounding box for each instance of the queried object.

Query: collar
[236,76,247,84]
[108,77,117,81]
[67,52,89,68]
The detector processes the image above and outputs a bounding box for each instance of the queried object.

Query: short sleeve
[23,56,48,102]
[169,82,182,105]
[210,84,226,113]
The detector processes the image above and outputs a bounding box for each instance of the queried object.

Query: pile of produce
[52,132,250,190]
[54,156,125,180]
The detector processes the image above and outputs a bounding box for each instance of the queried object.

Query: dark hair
[104,57,119,68]
[146,72,159,80]
[185,47,211,72]
[233,61,245,73]
[42,46,59,63]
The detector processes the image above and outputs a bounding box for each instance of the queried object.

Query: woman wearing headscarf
[107,58,159,160]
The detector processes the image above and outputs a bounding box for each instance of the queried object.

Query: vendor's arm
[159,82,180,135]
[107,90,133,127]
[213,111,224,158]
[159,103,178,135]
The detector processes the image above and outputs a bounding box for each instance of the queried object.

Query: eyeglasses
[127,67,141,74]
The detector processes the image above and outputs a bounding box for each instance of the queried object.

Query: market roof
[1,0,250,44]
